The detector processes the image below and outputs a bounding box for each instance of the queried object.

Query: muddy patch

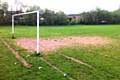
[16,36,111,53]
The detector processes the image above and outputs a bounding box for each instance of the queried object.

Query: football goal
[12,11,42,54]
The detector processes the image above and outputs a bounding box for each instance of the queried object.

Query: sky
[2,0,120,14]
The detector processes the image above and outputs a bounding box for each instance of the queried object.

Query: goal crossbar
[12,11,40,54]
[13,11,38,16]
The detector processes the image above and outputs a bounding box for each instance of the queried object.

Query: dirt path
[0,38,32,68]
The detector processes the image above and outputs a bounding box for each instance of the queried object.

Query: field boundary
[0,38,32,68]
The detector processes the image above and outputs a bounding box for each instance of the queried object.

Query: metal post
[12,15,15,39]
[37,11,40,54]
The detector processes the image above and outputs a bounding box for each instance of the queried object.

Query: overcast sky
[3,0,120,14]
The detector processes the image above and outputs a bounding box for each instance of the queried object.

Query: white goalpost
[12,11,40,54]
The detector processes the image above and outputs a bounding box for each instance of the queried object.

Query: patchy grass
[0,25,120,80]
[0,41,67,80]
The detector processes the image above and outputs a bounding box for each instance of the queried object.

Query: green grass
[0,25,120,80]
[0,40,67,80]
[1,25,120,38]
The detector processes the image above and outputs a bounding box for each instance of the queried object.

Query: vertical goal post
[12,10,42,54]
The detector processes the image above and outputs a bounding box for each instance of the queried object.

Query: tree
[1,2,8,16]
[41,9,56,25]
[80,8,112,24]
[55,11,68,25]
[41,10,68,25]
[111,8,120,24]
[20,5,42,25]
[0,2,9,25]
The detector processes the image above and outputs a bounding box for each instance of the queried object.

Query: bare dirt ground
[16,36,111,53]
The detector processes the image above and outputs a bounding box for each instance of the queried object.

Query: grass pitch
[0,25,120,80]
